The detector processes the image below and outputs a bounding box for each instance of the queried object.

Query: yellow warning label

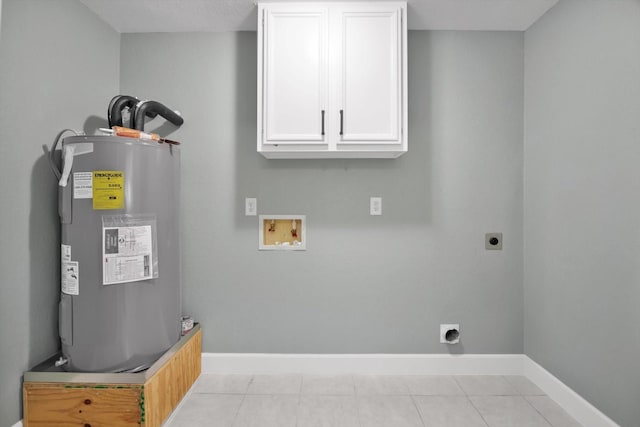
[92,171,125,210]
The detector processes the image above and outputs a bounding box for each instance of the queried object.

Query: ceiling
[79,0,560,33]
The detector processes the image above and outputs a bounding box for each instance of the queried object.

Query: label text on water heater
[92,170,125,210]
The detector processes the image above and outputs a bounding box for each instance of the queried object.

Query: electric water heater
[57,135,181,372]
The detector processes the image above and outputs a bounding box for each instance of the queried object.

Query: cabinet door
[335,6,402,144]
[262,7,328,144]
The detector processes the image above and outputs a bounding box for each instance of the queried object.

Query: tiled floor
[164,374,582,427]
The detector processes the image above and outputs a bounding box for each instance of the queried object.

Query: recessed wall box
[259,215,306,250]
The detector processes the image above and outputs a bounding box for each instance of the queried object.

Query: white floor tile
[232,395,299,427]
[246,374,302,394]
[455,376,519,396]
[297,395,359,427]
[355,375,411,395]
[192,374,253,394]
[166,394,243,427]
[504,376,545,396]
[470,396,552,427]
[526,395,583,427]
[302,375,355,395]
[403,375,465,396]
[413,396,488,427]
[171,373,582,427]
[357,395,424,427]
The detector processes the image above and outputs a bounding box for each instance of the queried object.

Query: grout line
[353,377,363,427]
[351,375,363,427]
[402,375,427,427]
[466,394,492,427]
[524,395,558,427]
[409,394,428,427]
[502,374,526,396]
[520,395,553,427]
[293,393,301,427]
[350,374,357,397]
[502,375,516,394]
[230,393,247,427]
[299,374,306,395]
[231,374,253,427]
[241,374,253,395]
[452,375,468,396]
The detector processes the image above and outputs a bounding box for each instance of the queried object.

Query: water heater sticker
[62,261,79,295]
[73,172,93,199]
[93,171,125,210]
[102,225,153,285]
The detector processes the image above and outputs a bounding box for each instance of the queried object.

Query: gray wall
[120,31,524,355]
[524,1,640,426]
[0,0,119,425]
[1,1,636,425]
[4,1,635,425]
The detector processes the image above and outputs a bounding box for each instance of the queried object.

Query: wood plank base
[23,326,201,427]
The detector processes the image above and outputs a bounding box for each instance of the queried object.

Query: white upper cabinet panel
[337,7,401,143]
[263,7,328,144]
[258,2,407,159]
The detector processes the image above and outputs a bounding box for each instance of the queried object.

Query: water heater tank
[58,135,181,372]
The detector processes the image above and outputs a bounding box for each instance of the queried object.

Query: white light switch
[245,198,257,216]
[370,197,382,216]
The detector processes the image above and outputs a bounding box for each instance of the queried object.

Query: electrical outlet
[440,324,460,344]
[370,197,382,216]
[485,233,502,250]
[245,198,257,216]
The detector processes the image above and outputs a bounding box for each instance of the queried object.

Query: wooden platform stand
[23,325,202,427]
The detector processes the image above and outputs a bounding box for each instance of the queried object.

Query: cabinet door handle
[339,110,344,136]
[321,110,325,136]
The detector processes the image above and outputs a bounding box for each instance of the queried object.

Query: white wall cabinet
[258,2,407,159]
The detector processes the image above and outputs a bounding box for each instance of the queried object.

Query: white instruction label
[62,261,79,295]
[73,172,93,199]
[61,244,71,262]
[102,225,153,285]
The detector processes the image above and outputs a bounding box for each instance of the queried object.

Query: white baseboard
[201,353,525,375]
[11,421,22,427]
[201,352,619,426]
[523,357,619,427]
